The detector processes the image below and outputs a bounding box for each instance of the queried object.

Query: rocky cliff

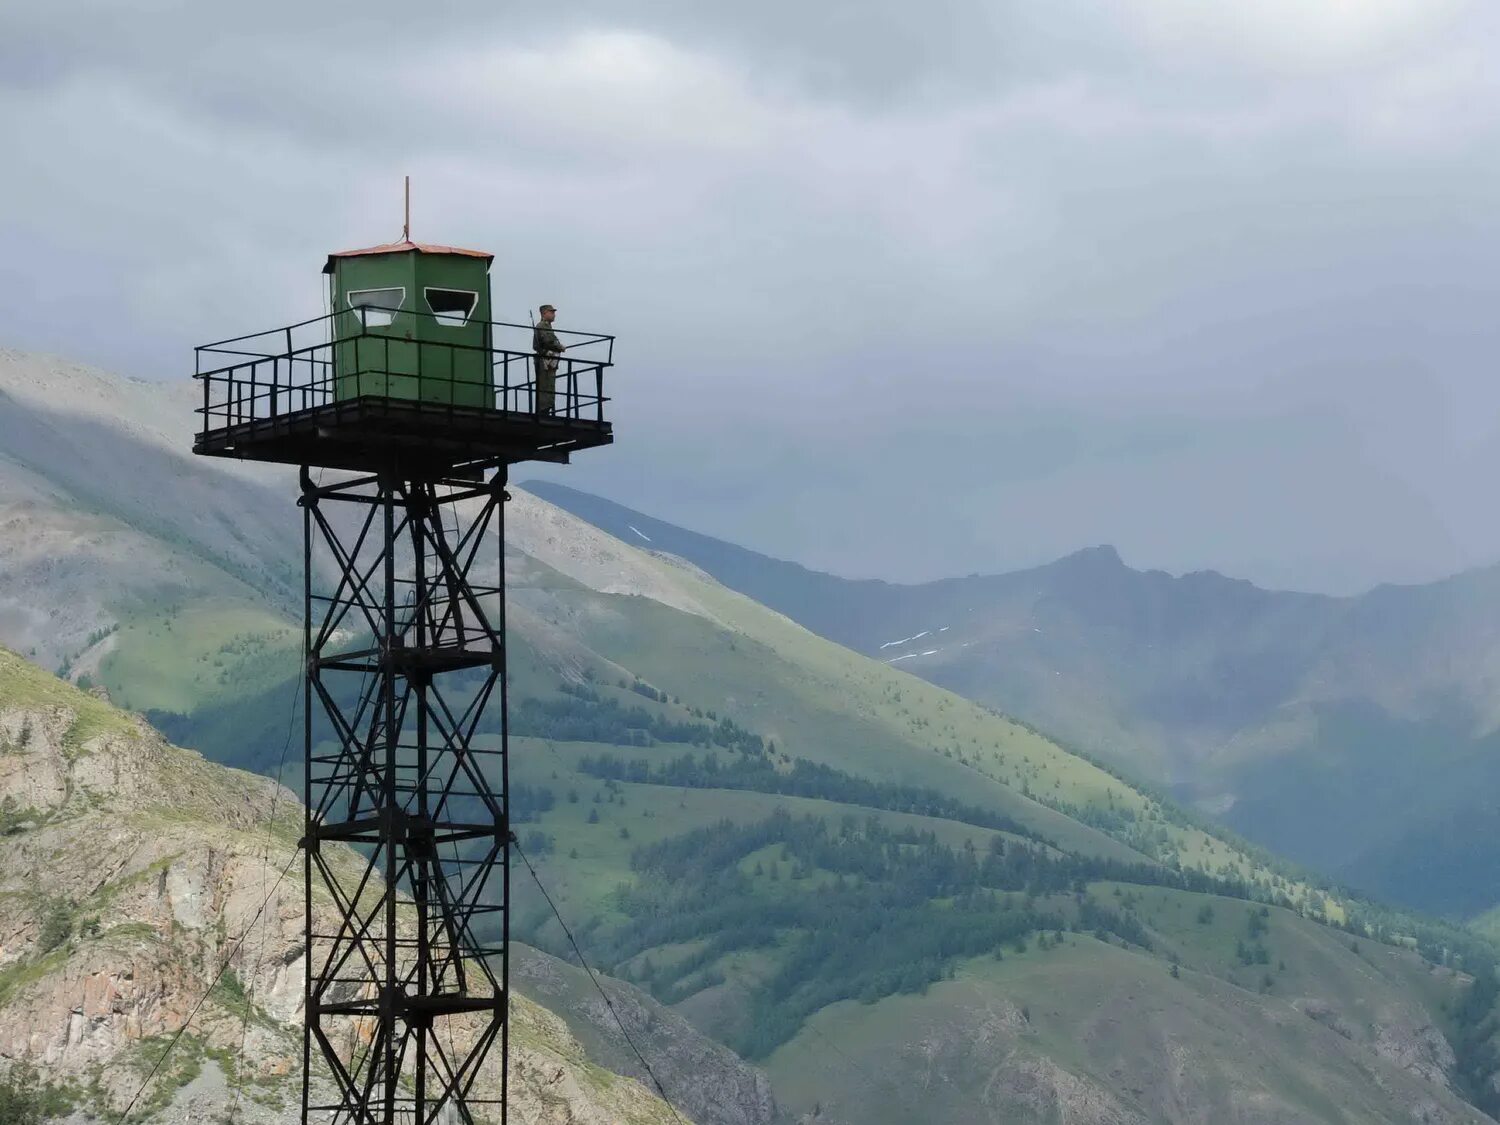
[0,646,689,1124]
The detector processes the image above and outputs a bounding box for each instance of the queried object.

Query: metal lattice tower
[301,470,510,1122]
[192,236,614,1124]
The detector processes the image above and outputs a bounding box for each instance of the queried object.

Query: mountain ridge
[523,479,1500,919]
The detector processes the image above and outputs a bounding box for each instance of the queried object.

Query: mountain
[524,480,1500,920]
[4,349,1500,1123]
[0,349,298,711]
[0,645,697,1124]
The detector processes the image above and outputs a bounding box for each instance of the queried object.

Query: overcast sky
[4,2,1500,592]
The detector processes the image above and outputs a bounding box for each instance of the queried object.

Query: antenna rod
[403,175,411,242]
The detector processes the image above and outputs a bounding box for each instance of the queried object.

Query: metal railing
[194,308,614,436]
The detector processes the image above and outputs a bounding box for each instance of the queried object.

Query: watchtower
[193,230,614,1124]
[325,240,494,405]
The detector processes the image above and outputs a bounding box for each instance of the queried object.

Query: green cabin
[324,239,495,408]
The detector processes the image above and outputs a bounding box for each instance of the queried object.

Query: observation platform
[192,310,614,475]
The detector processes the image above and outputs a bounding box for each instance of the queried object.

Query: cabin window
[347,287,405,329]
[425,288,479,327]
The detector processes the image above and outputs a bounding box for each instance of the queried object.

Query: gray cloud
[3,2,1500,591]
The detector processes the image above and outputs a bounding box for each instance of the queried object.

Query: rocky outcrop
[0,648,688,1123]
[513,943,781,1125]
[1295,997,1459,1089]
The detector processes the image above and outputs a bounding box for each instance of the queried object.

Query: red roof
[322,239,493,274]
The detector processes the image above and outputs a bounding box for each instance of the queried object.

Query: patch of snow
[920,649,939,656]
[627,525,652,543]
[886,653,919,663]
[879,629,931,650]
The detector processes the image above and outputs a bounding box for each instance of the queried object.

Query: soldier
[532,304,566,415]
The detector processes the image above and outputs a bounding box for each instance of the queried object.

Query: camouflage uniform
[532,312,565,415]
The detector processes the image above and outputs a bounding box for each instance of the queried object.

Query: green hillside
[134,493,1500,1123]
[526,481,1500,923]
[767,933,1465,1125]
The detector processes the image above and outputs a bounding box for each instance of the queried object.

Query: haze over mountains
[6,348,1500,1123]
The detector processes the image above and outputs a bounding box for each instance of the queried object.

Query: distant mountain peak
[1062,544,1124,566]
[1047,544,1128,576]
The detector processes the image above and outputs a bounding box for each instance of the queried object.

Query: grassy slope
[100,597,298,713]
[763,885,1479,1123]
[0,647,139,744]
[495,561,1500,1120]
[515,590,1140,864]
[766,937,1477,1125]
[522,483,1500,928]
[522,549,1350,917]
[99,499,1500,1121]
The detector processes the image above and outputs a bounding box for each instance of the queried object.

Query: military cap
[539,303,557,313]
